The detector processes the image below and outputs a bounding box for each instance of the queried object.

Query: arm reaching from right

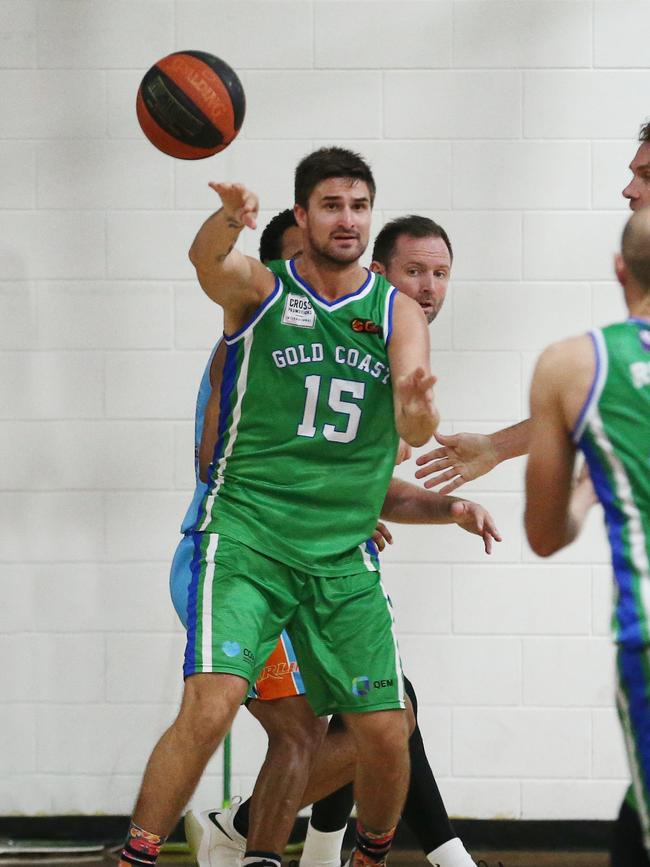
[415,419,531,493]
[189,182,276,329]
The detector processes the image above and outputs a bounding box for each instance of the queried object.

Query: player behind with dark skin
[185,211,500,867]
[118,147,439,867]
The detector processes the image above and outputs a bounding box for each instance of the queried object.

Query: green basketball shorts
[183,531,405,716]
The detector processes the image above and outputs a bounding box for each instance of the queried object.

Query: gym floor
[0,850,610,866]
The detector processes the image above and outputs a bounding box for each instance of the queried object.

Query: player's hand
[415,431,499,494]
[395,439,412,466]
[395,368,438,446]
[209,182,259,230]
[450,499,502,555]
[372,521,393,552]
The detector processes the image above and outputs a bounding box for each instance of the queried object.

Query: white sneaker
[184,800,247,867]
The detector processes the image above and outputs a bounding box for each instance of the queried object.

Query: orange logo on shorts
[258,661,299,681]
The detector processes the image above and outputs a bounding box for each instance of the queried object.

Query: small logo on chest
[351,317,383,336]
[282,293,316,328]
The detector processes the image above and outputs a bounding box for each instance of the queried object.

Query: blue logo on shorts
[352,675,370,697]
[222,641,241,658]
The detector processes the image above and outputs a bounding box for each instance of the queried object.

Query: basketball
[136,50,246,160]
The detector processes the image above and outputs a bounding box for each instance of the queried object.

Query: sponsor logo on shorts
[350,317,383,336]
[351,676,395,697]
[243,648,255,664]
[221,641,241,658]
[352,675,371,697]
[258,661,299,681]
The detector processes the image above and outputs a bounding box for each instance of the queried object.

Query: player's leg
[245,695,328,853]
[610,789,650,866]
[186,632,328,867]
[120,533,299,867]
[400,677,475,867]
[614,646,650,866]
[288,568,409,867]
[300,715,354,867]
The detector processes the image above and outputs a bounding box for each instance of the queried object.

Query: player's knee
[349,709,409,759]
[251,697,327,754]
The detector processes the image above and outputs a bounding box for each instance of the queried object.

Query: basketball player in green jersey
[118,148,439,867]
[187,212,498,867]
[524,207,650,867]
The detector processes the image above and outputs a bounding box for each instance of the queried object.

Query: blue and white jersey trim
[573,329,608,444]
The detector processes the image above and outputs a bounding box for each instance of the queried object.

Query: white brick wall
[2,0,645,822]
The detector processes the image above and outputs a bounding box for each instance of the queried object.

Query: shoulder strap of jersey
[572,328,609,444]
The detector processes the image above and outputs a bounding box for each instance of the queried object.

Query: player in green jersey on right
[525,207,650,867]
[118,148,438,867]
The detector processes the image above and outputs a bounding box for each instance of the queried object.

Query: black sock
[401,676,456,854]
[233,797,251,838]
[611,797,650,866]
[310,714,355,833]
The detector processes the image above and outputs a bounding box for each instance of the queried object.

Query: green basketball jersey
[574,319,650,647]
[190,259,399,575]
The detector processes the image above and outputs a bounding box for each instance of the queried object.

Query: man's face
[294,177,372,266]
[623,142,650,211]
[375,234,452,324]
[279,225,303,260]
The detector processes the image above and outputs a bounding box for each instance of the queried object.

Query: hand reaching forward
[450,499,502,555]
[395,367,438,447]
[415,431,499,494]
[209,182,259,230]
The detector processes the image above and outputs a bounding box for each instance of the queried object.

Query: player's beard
[424,297,443,324]
[305,226,367,268]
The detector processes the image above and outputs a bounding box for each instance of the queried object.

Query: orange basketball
[136,51,245,160]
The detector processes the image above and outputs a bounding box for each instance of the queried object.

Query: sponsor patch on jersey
[282,294,316,328]
[351,317,383,336]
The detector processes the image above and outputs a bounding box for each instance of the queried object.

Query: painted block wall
[1,0,647,819]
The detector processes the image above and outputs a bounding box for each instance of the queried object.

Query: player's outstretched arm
[414,419,531,494]
[388,293,439,447]
[524,340,592,556]
[381,477,501,554]
[189,182,275,313]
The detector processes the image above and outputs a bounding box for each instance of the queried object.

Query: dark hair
[640,122,650,143]
[294,147,376,209]
[259,209,297,263]
[372,215,453,266]
[622,210,650,291]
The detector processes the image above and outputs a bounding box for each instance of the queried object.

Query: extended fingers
[416,447,447,465]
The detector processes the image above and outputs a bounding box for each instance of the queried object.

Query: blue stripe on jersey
[572,331,601,442]
[289,258,373,308]
[183,532,203,677]
[385,288,396,347]
[224,276,281,343]
[618,646,650,798]
[581,434,645,647]
[209,339,240,475]
[281,631,305,694]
